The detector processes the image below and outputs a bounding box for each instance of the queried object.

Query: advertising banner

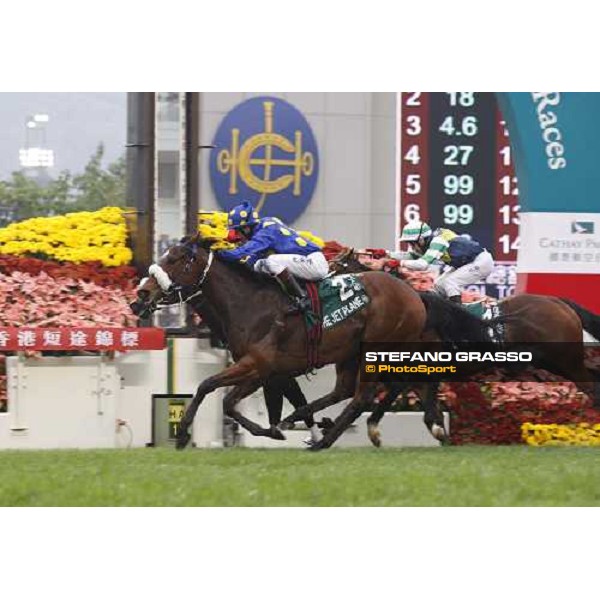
[0,328,166,352]
[497,93,600,311]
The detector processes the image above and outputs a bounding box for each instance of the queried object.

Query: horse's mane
[419,292,496,345]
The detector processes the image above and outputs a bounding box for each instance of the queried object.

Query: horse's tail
[419,292,497,345]
[560,298,600,340]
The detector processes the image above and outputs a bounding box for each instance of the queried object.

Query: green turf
[1,446,600,506]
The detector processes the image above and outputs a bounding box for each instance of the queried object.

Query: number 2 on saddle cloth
[302,274,372,372]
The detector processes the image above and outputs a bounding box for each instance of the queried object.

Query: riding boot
[448,295,462,305]
[275,269,312,314]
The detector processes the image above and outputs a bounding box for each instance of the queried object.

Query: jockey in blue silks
[217,202,329,313]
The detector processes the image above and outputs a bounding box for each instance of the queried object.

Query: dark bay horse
[136,266,322,443]
[327,248,600,447]
[131,235,428,451]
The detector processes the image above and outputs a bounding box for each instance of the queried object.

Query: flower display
[197,212,236,250]
[440,376,600,445]
[0,207,143,412]
[0,270,137,328]
[401,269,438,292]
[0,255,137,288]
[522,422,600,446]
[0,207,133,266]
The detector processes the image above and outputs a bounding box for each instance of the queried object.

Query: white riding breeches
[433,250,494,298]
[254,252,329,281]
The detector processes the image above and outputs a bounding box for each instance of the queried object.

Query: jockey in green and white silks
[390,221,494,303]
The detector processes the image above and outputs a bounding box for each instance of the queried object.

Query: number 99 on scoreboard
[397,92,520,298]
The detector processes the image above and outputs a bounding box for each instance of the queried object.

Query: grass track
[1,446,600,506]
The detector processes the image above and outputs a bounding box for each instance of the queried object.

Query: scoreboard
[398,92,520,298]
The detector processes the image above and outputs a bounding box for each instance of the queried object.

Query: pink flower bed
[0,270,137,328]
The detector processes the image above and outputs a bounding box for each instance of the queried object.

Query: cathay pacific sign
[518,212,600,274]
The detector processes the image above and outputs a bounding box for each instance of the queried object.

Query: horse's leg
[225,381,286,441]
[176,357,260,450]
[420,382,448,443]
[279,377,323,444]
[280,358,358,428]
[309,383,377,452]
[263,375,285,430]
[366,384,403,448]
[280,377,314,428]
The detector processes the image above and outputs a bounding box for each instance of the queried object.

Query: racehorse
[324,248,600,447]
[130,234,429,451]
[193,290,326,443]
[135,264,322,442]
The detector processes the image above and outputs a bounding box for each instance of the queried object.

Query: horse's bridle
[142,249,214,315]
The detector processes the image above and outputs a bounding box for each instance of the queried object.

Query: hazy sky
[0,92,127,180]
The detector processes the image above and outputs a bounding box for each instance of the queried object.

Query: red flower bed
[0,255,138,289]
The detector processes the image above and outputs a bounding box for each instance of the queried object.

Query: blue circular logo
[210,97,319,224]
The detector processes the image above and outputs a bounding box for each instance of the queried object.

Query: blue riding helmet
[228,202,260,230]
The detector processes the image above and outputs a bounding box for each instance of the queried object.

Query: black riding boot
[275,269,312,314]
[448,295,462,305]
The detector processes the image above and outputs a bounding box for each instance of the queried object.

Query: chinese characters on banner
[0,328,166,352]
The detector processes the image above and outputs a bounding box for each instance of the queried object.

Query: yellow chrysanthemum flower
[0,206,133,266]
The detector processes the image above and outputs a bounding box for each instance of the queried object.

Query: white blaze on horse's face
[137,277,149,291]
[148,264,174,293]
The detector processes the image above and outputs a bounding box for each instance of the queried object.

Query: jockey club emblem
[209,97,319,224]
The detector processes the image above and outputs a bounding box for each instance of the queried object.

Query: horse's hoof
[431,424,447,442]
[306,440,326,452]
[278,420,295,431]
[367,424,382,448]
[268,427,286,441]
[175,431,191,450]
